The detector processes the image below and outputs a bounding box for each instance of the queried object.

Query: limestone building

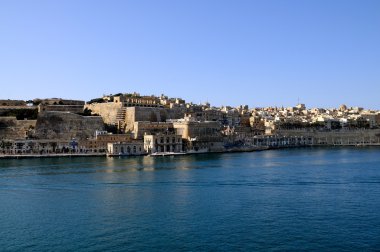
[143,133,183,153]
[81,133,132,152]
[172,119,224,152]
[107,141,146,156]
[133,121,174,139]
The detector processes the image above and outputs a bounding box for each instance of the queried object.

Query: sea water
[1,147,380,251]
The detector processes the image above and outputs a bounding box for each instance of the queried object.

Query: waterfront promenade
[0,153,106,159]
[1,141,379,159]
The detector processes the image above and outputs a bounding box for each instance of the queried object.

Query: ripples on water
[1,147,380,251]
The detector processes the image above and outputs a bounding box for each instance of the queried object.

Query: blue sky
[0,0,379,108]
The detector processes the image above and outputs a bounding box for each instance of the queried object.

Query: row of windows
[114,145,143,154]
[155,137,181,144]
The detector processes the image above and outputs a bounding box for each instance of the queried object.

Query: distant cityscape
[1,92,380,157]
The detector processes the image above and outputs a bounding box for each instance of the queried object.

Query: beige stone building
[172,119,224,152]
[107,141,146,156]
[172,119,220,140]
[81,133,132,152]
[113,94,161,107]
[133,121,174,139]
[143,133,183,153]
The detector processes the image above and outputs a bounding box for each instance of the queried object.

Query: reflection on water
[1,147,380,251]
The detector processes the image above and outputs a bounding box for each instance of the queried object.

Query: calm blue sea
[1,147,380,251]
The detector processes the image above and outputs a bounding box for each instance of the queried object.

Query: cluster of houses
[251,103,380,134]
[1,94,379,156]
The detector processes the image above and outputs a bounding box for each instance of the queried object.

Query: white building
[144,133,183,153]
[107,142,146,156]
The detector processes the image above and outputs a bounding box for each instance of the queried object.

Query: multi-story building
[133,121,174,139]
[143,133,183,153]
[107,141,146,156]
[81,133,132,152]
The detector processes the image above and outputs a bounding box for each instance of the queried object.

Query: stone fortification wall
[0,100,26,106]
[34,112,104,140]
[125,107,185,131]
[84,102,122,125]
[38,105,84,113]
[0,106,38,120]
[35,99,85,106]
[0,117,36,140]
[0,106,36,111]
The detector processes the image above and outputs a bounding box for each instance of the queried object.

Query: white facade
[144,133,183,153]
[107,142,146,156]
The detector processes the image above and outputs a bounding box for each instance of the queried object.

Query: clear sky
[0,0,379,109]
